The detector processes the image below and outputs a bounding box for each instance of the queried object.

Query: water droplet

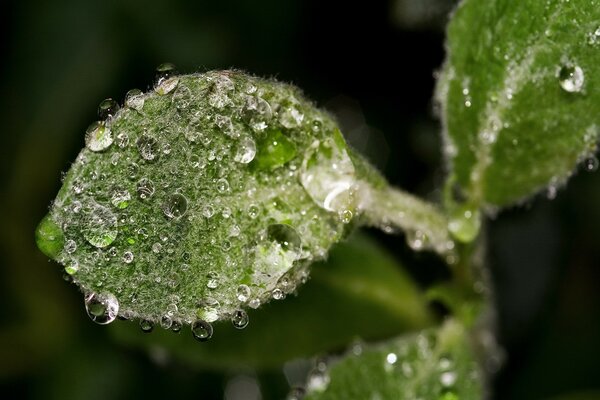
[85,121,113,152]
[137,178,155,199]
[306,369,330,393]
[152,242,162,253]
[272,288,284,300]
[155,63,177,82]
[440,371,457,387]
[448,205,480,243]
[127,162,140,180]
[253,129,297,170]
[122,251,134,264]
[279,107,304,129]
[171,320,182,333]
[206,274,219,289]
[172,85,192,110]
[137,134,159,161]
[192,319,213,342]
[559,65,584,93]
[208,75,235,109]
[406,230,427,251]
[111,189,131,209]
[340,209,353,224]
[202,205,215,218]
[85,292,119,325]
[300,130,357,213]
[65,260,79,275]
[386,353,398,365]
[82,204,118,248]
[125,89,144,110]
[64,239,77,254]
[155,63,179,95]
[163,193,188,219]
[248,298,261,309]
[584,156,599,172]
[231,309,249,329]
[268,224,302,254]
[215,114,238,138]
[35,215,65,259]
[140,319,154,333]
[234,137,257,164]
[216,178,230,193]
[160,315,173,329]
[237,284,251,302]
[248,205,260,219]
[98,98,120,119]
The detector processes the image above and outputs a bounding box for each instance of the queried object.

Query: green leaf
[437,0,600,209]
[109,233,433,369]
[303,319,484,400]
[37,69,380,328]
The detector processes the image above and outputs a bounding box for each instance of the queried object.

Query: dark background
[1,0,599,399]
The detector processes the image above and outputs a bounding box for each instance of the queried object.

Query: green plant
[34,0,600,398]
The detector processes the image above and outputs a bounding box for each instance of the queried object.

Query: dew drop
[122,251,134,264]
[127,162,140,180]
[125,89,144,111]
[65,260,79,275]
[215,114,238,138]
[208,75,235,109]
[386,353,398,365]
[82,204,118,248]
[111,189,131,209]
[137,178,155,199]
[231,309,249,329]
[306,369,330,393]
[137,134,159,161]
[248,298,261,309]
[216,178,230,193]
[584,156,599,172]
[248,205,259,219]
[140,319,154,333]
[85,292,119,325]
[253,129,297,170]
[448,205,480,243]
[279,107,304,129]
[163,193,188,219]
[268,224,302,254]
[64,239,77,254]
[559,65,584,93]
[192,319,213,342]
[85,121,113,152]
[406,230,427,251]
[237,284,251,302]
[340,209,353,224]
[160,315,173,330]
[300,130,357,213]
[440,371,457,387]
[234,137,257,164]
[272,288,284,300]
[152,242,162,253]
[97,98,120,119]
[171,320,182,333]
[154,63,179,95]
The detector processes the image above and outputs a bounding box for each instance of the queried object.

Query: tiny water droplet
[137,135,159,161]
[65,260,79,275]
[171,320,182,333]
[559,65,584,93]
[248,205,260,219]
[85,121,113,152]
[231,309,249,329]
[272,288,284,300]
[584,156,599,172]
[152,242,162,253]
[85,292,119,325]
[248,298,260,309]
[160,315,173,330]
[98,98,120,119]
[140,319,154,333]
[125,89,144,110]
[279,107,304,129]
[64,239,77,254]
[163,193,188,219]
[340,209,353,224]
[137,178,155,199]
[122,251,134,264]
[237,284,251,302]
[82,204,118,248]
[216,178,230,193]
[406,230,427,251]
[440,371,457,387]
[448,205,480,243]
[192,319,213,342]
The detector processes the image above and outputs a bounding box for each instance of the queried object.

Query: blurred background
[1,0,599,399]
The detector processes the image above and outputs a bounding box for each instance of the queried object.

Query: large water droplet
[125,89,144,111]
[208,75,235,109]
[231,309,249,329]
[85,292,119,325]
[192,319,213,342]
[268,224,302,254]
[154,63,179,95]
[137,134,160,161]
[35,215,65,259]
[253,129,297,170]
[163,193,188,219]
[559,65,584,93]
[98,98,120,119]
[82,204,118,248]
[237,284,251,302]
[300,129,357,213]
[448,205,480,243]
[234,136,257,164]
[137,178,156,199]
[85,121,113,152]
[111,189,131,209]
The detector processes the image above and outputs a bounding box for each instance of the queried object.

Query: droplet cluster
[38,68,361,337]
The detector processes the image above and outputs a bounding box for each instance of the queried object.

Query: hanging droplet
[137,178,156,199]
[559,65,585,93]
[82,204,118,248]
[65,260,79,275]
[231,309,249,329]
[163,193,188,219]
[272,288,284,300]
[160,314,173,330]
[140,319,154,333]
[237,284,251,302]
[110,189,131,209]
[154,63,179,95]
[406,230,427,251]
[448,205,480,243]
[191,319,213,342]
[171,320,182,333]
[137,134,159,161]
[85,121,113,152]
[97,98,120,119]
[234,136,257,164]
[85,292,119,325]
[125,89,145,111]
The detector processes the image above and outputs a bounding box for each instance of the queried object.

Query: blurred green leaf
[304,319,483,400]
[109,233,433,370]
[437,0,600,208]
